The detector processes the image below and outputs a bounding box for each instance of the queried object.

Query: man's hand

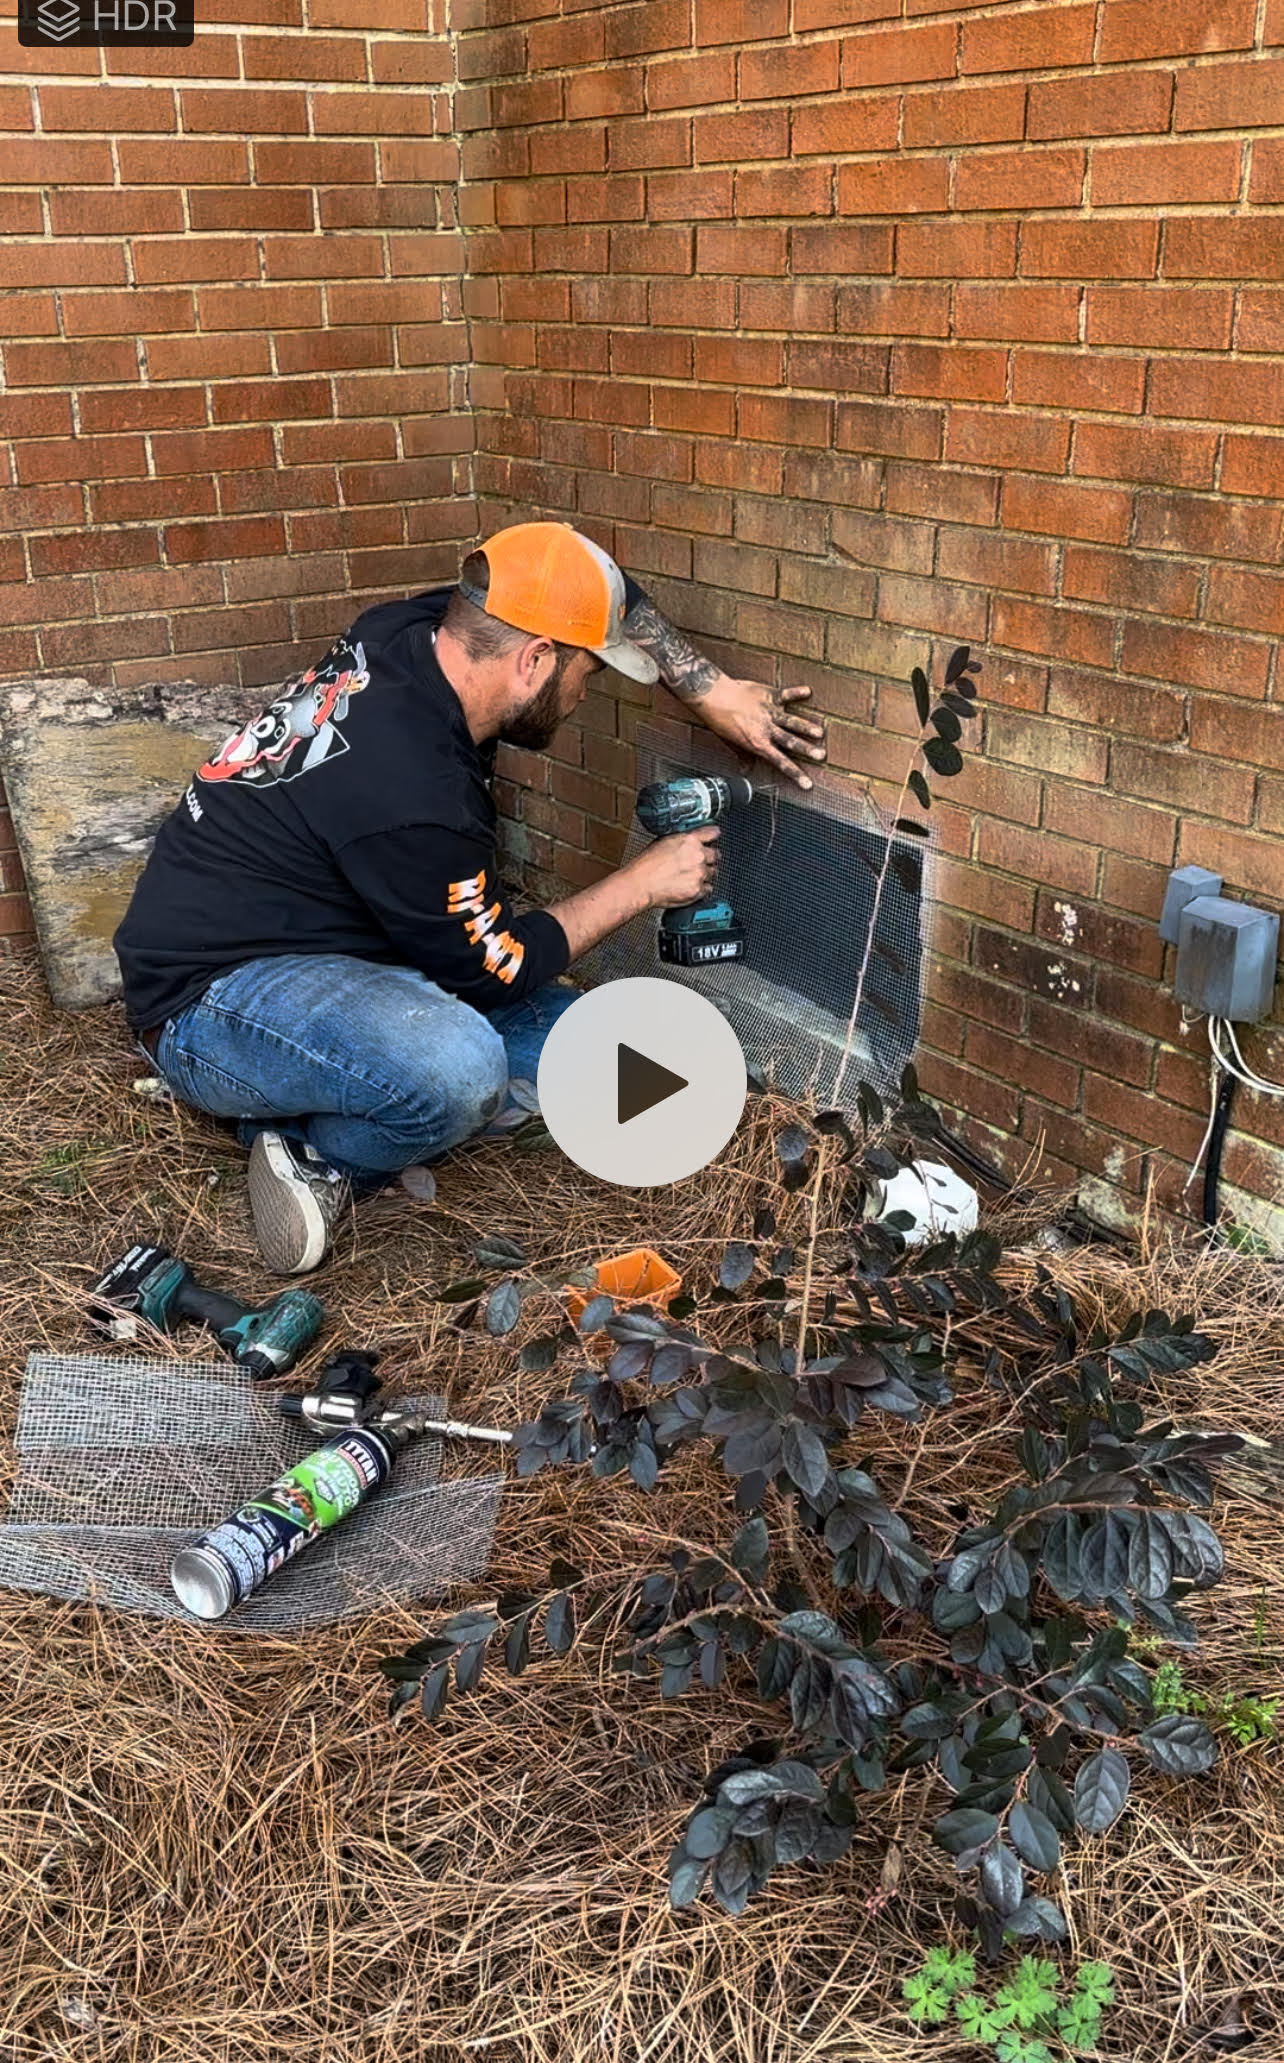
[696,676,828,791]
[627,826,720,909]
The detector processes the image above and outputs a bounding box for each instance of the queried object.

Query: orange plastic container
[565,1247,683,1337]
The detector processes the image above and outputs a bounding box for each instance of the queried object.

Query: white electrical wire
[1183,1017,1221,1197]
[1215,1017,1284,1098]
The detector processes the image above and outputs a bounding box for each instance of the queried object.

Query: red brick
[885,456,994,523]
[1061,543,1198,619]
[968,1022,1081,1110]
[1012,349,1146,416]
[646,51,737,111]
[1238,288,1284,354]
[741,280,837,331]
[1035,891,1165,979]
[371,39,453,84]
[956,147,1085,212]
[133,236,259,286]
[933,855,1035,931]
[1092,139,1242,208]
[1133,489,1283,565]
[1022,219,1158,280]
[954,283,1079,343]
[1203,565,1284,637]
[39,86,174,130]
[937,524,1059,595]
[893,342,1007,402]
[1046,667,1184,746]
[797,0,898,24]
[151,425,274,475]
[696,438,784,494]
[0,292,57,339]
[739,41,839,100]
[897,221,1016,277]
[695,106,788,163]
[528,12,603,68]
[3,137,114,185]
[1073,420,1217,489]
[202,283,322,329]
[1167,217,1284,281]
[838,157,950,215]
[90,474,213,520]
[793,222,894,274]
[243,33,367,80]
[784,446,884,504]
[902,81,1025,148]
[835,281,948,338]
[1151,358,1284,429]
[0,193,41,236]
[695,0,787,42]
[212,378,331,425]
[738,392,832,446]
[1249,139,1284,204]
[611,114,692,170]
[1027,68,1174,139]
[790,339,888,393]
[738,164,833,216]
[1120,619,1271,698]
[1113,741,1254,822]
[697,223,787,276]
[918,1051,1021,1134]
[1102,852,1172,925]
[647,168,732,220]
[30,528,162,580]
[607,0,691,58]
[193,188,313,232]
[879,565,982,635]
[1082,1075,1208,1159]
[1100,0,1256,62]
[148,332,273,380]
[693,335,783,385]
[944,407,1071,475]
[117,138,249,184]
[1220,435,1284,498]
[1174,56,1284,131]
[992,597,1115,671]
[77,387,205,435]
[1,245,129,291]
[610,224,693,274]
[1177,820,1284,904]
[961,3,1095,73]
[1087,286,1233,351]
[791,97,898,156]
[842,20,956,85]
[1190,695,1284,771]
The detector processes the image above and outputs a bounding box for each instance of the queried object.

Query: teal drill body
[89,1243,323,1380]
[634,774,753,967]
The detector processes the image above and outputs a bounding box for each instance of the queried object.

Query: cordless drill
[635,774,753,966]
[88,1243,324,1380]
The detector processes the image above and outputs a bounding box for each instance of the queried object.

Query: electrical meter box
[1174,896,1279,1022]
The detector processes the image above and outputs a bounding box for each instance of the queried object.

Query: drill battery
[658,900,746,966]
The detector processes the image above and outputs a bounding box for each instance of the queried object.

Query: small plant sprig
[1152,1658,1280,1748]
[903,1950,1116,2059]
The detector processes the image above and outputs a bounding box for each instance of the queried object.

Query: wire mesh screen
[0,1354,503,1632]
[584,726,938,1107]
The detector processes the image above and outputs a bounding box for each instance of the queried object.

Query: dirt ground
[0,949,1280,2063]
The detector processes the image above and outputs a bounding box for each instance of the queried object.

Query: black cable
[1202,1070,1237,1228]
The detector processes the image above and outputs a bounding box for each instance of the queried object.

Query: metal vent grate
[584,725,938,1108]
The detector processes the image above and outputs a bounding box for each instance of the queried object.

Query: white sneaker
[247,1131,348,1274]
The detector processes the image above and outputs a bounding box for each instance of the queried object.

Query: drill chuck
[635,774,753,837]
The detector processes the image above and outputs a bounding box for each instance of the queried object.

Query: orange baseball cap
[463,522,660,685]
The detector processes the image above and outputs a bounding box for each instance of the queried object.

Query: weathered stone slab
[0,676,250,1008]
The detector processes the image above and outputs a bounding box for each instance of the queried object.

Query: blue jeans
[151,954,578,1190]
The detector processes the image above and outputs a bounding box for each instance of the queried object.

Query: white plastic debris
[870,1159,979,1247]
[399,1165,438,1203]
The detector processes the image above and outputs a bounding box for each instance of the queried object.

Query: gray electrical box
[1159,863,1223,945]
[1175,896,1279,1022]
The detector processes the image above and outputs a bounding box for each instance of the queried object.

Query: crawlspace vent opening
[583,726,937,1108]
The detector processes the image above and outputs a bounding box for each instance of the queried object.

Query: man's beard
[499,650,573,751]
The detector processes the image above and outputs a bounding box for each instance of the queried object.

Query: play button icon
[618,1044,688,1125]
[537,977,748,1187]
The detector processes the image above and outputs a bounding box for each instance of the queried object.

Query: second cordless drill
[635,774,753,966]
[88,1243,324,1380]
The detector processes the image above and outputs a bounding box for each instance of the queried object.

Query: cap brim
[593,637,660,686]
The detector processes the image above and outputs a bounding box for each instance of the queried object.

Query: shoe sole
[248,1132,329,1274]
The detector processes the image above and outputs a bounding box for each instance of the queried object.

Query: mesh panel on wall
[584,726,938,1108]
[0,1355,502,1632]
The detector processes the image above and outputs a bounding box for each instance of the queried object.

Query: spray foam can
[170,1423,402,1620]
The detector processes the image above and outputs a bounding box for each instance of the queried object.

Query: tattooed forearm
[622,598,722,704]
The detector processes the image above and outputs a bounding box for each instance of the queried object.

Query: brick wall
[459,0,1284,1240]
[0,0,474,942]
[3,0,1284,1238]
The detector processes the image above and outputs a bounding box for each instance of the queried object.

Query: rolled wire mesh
[585,724,938,1106]
[0,1354,502,1632]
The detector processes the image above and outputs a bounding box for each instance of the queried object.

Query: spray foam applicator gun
[169,1349,510,1622]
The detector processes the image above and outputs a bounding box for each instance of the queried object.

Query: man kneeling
[115,523,826,1274]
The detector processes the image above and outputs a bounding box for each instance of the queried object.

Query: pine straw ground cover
[0,950,1280,2063]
